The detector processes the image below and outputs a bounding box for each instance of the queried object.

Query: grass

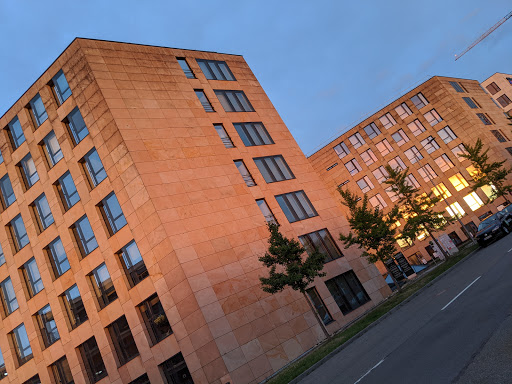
[265,243,479,384]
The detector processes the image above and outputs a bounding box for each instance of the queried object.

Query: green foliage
[259,223,326,294]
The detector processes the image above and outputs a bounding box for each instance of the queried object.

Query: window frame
[62,284,88,330]
[139,294,173,345]
[71,215,98,258]
[437,126,457,144]
[299,228,344,263]
[9,214,29,252]
[234,159,256,187]
[196,59,235,81]
[344,158,362,175]
[50,70,72,105]
[46,237,70,278]
[176,58,195,79]
[56,171,80,211]
[214,90,255,112]
[233,122,274,147]
[18,154,39,190]
[0,174,16,209]
[11,324,33,366]
[65,107,89,145]
[306,287,333,325]
[378,112,396,129]
[27,93,48,128]
[82,148,107,188]
[22,258,44,298]
[325,270,371,315]
[194,90,214,112]
[32,193,54,232]
[90,263,118,309]
[213,124,235,148]
[118,241,148,288]
[78,337,107,384]
[0,277,18,316]
[50,356,74,384]
[5,116,26,150]
[41,130,63,167]
[363,122,381,139]
[423,109,443,126]
[256,199,277,224]
[275,190,318,223]
[394,102,413,119]
[98,192,127,236]
[253,155,295,183]
[36,304,60,348]
[107,316,139,366]
[404,146,422,164]
[410,92,428,109]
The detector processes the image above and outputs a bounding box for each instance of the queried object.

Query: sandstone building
[481,72,512,116]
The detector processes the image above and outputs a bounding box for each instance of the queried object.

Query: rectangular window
[410,92,428,109]
[435,153,454,172]
[78,338,107,383]
[11,324,33,366]
[378,112,396,129]
[42,131,63,166]
[234,160,256,187]
[215,90,254,112]
[386,186,399,202]
[421,136,440,154]
[363,122,381,139]
[423,109,443,126]
[46,237,70,278]
[27,94,48,127]
[31,194,54,232]
[275,190,318,223]
[356,176,375,193]
[256,199,277,224]
[18,154,39,189]
[50,70,72,105]
[437,126,457,144]
[139,294,172,345]
[307,287,333,325]
[388,156,406,171]
[197,59,235,81]
[449,81,465,93]
[432,183,452,200]
[391,129,409,146]
[62,285,88,329]
[5,116,25,149]
[107,316,139,366]
[65,107,89,145]
[464,192,484,211]
[333,141,350,159]
[9,214,29,252]
[404,146,422,164]
[0,174,16,209]
[119,241,148,288]
[407,119,426,136]
[417,164,437,182]
[463,97,478,109]
[194,90,214,112]
[507,147,512,157]
[449,173,469,191]
[0,348,6,380]
[129,374,150,384]
[233,122,273,146]
[405,174,421,189]
[22,258,43,298]
[372,166,389,184]
[82,148,107,187]
[56,171,80,210]
[345,158,362,175]
[508,77,512,85]
[476,113,493,125]
[213,124,234,148]
[176,58,195,79]
[254,155,294,183]
[50,356,74,384]
[98,193,127,235]
[159,353,193,384]
[375,139,393,156]
[0,245,4,267]
[36,304,60,348]
[348,132,365,148]
[369,194,387,209]
[325,270,370,315]
[90,263,117,309]
[446,202,465,219]
[491,130,508,142]
[71,216,98,257]
[395,102,413,119]
[486,82,501,95]
[451,144,467,161]
[360,148,377,166]
[0,277,18,315]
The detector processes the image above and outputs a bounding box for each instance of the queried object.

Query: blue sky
[1,1,511,155]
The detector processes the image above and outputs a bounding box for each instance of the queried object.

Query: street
[298,234,512,384]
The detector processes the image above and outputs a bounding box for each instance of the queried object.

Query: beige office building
[481,73,512,116]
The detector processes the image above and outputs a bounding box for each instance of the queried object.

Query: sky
[0,1,511,156]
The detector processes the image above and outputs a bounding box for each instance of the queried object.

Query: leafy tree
[259,223,330,339]
[338,188,403,291]
[460,138,512,204]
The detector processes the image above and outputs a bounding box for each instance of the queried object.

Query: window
[449,81,465,93]
[11,324,32,366]
[372,166,389,184]
[82,148,107,187]
[233,122,273,146]
[391,129,409,146]
[42,131,63,166]
[46,238,70,278]
[508,78,512,85]
[129,374,150,384]
[23,376,40,384]
[62,284,87,329]
[432,183,452,200]
[405,174,421,189]
[417,164,437,182]
[491,130,508,142]
[433,154,453,173]
[254,155,294,183]
[56,172,80,210]
[464,192,484,211]
[338,180,349,189]
[451,144,468,161]
[463,97,478,109]
[423,109,443,126]
[410,92,428,109]
[0,245,4,267]
[0,277,18,315]
[360,148,377,166]
[507,147,512,157]
[194,90,214,112]
[386,186,399,202]
[31,194,54,232]
[378,112,396,129]
[325,270,370,315]
[306,288,333,325]
[0,347,6,380]
[119,241,148,288]
[375,139,393,156]
[28,94,48,127]
[407,119,426,136]
[22,258,43,298]
[98,193,127,235]
[275,190,318,223]
[395,102,413,119]
[139,294,172,345]
[326,163,338,171]
[50,70,72,105]
[5,116,25,149]
[107,316,139,366]
[355,176,374,193]
[369,194,387,209]
[36,305,60,347]
[71,216,98,258]
[344,159,362,175]
[476,113,493,125]
[486,82,501,95]
[421,136,440,154]
[213,124,234,148]
[480,184,497,200]
[404,146,422,164]
[348,132,365,148]
[363,122,381,139]
[197,59,235,81]
[176,58,195,79]
[19,154,39,189]
[437,126,457,144]
[300,229,344,264]
[90,263,117,309]
[9,214,29,252]
[78,338,107,383]
[65,107,89,145]
[234,160,256,187]
[449,173,469,191]
[256,199,277,224]
[0,174,15,208]
[333,142,350,159]
[50,357,74,384]
[159,353,193,384]
[446,202,465,219]
[214,90,254,112]
[389,156,406,172]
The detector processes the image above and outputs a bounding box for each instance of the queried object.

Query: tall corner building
[309,76,512,273]
[0,39,390,384]
[481,72,512,116]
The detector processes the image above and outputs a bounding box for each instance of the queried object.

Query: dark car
[499,204,512,226]
[476,212,511,246]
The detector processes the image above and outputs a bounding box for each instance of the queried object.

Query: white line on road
[353,359,384,384]
[441,276,481,311]
[508,247,512,253]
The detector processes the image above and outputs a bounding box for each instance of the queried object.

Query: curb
[287,246,479,384]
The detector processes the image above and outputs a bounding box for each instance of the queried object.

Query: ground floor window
[325,270,370,315]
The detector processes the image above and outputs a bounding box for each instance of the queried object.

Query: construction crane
[455,10,512,61]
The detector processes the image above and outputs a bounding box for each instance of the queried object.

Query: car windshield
[502,205,512,214]
[478,216,499,231]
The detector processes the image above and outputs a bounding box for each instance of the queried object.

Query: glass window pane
[12,215,29,250]
[102,193,127,234]
[76,216,98,255]
[43,131,63,166]
[7,117,25,148]
[0,174,16,207]
[35,194,54,229]
[59,172,80,209]
[53,70,72,104]
[29,94,48,126]
[84,149,107,187]
[49,238,70,276]
[68,108,89,144]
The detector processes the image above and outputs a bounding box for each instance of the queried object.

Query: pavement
[297,233,512,384]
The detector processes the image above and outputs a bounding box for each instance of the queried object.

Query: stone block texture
[481,73,512,115]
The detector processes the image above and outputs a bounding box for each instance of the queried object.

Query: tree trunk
[385,263,402,292]
[430,233,449,260]
[303,292,330,340]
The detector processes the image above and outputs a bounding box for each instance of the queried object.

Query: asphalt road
[298,233,512,384]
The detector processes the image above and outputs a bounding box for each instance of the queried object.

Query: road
[298,234,512,384]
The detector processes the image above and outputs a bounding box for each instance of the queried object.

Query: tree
[460,138,512,203]
[384,165,451,259]
[259,223,330,339]
[338,188,403,291]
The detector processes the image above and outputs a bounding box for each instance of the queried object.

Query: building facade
[309,76,512,273]
[0,39,390,384]
[481,73,512,116]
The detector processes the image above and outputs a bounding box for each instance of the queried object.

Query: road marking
[508,247,512,253]
[441,276,481,311]
[353,359,384,384]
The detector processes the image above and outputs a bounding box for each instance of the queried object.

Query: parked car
[499,204,512,226]
[476,212,511,246]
